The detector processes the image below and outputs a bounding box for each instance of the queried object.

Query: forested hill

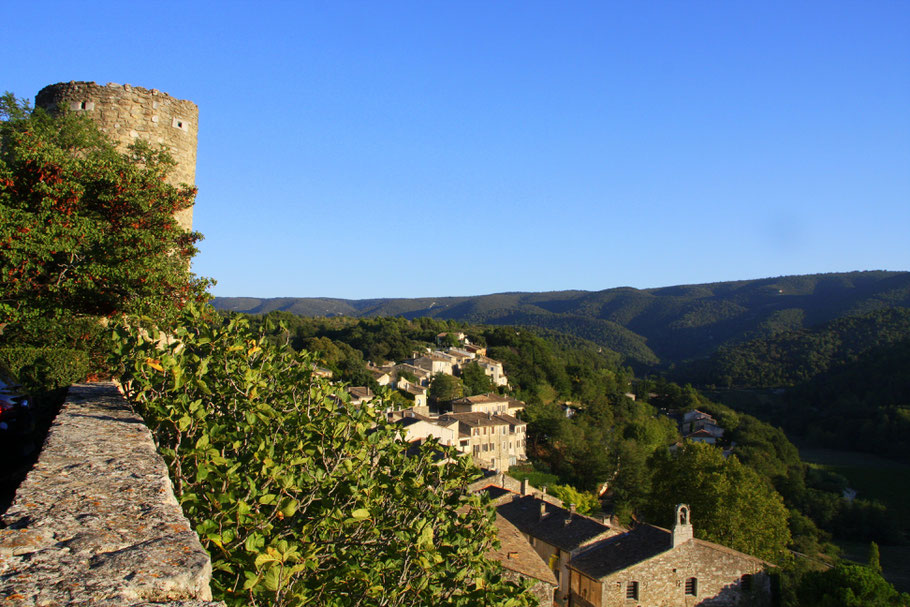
[214,271,910,369]
[677,306,910,387]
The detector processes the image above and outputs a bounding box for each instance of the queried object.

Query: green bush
[111,305,536,607]
[0,346,88,391]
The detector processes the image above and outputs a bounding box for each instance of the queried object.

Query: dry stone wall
[0,383,221,606]
[35,82,198,231]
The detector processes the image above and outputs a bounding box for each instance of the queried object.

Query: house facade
[567,505,770,607]
[475,355,508,387]
[439,411,527,472]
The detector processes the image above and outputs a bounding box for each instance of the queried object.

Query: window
[626,581,639,600]
[685,577,697,596]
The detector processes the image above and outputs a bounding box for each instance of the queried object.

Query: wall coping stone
[0,383,222,606]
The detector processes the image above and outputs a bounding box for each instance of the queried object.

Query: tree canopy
[0,93,210,350]
[642,442,791,562]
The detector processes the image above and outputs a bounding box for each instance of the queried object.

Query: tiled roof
[569,525,769,579]
[489,515,558,586]
[440,412,525,428]
[568,524,670,579]
[452,393,509,405]
[347,387,373,400]
[497,495,613,553]
[475,355,502,365]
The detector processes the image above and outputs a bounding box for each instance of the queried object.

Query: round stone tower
[35,81,198,231]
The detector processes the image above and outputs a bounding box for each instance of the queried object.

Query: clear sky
[5,1,909,299]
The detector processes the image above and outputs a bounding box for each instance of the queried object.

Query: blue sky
[5,1,909,299]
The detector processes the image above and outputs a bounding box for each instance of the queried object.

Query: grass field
[798,446,910,592]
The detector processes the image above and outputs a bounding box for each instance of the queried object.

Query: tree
[429,372,464,403]
[643,442,791,562]
[112,306,537,607]
[794,563,909,607]
[0,93,209,349]
[461,361,493,396]
[547,484,601,516]
[868,541,882,573]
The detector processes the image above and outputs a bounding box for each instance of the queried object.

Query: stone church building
[567,505,771,607]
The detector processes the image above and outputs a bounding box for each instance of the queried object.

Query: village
[330,333,767,607]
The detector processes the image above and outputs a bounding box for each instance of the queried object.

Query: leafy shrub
[0,346,88,391]
[111,305,535,607]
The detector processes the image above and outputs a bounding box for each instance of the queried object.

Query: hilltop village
[334,332,526,473]
[325,332,770,606]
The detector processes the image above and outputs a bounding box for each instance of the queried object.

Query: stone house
[390,411,460,448]
[451,393,509,414]
[367,367,392,386]
[398,381,429,410]
[413,353,456,376]
[475,355,509,387]
[490,514,558,607]
[439,411,526,472]
[685,429,719,445]
[394,363,432,386]
[567,505,770,607]
[445,347,476,371]
[464,343,487,357]
[451,393,527,416]
[346,386,374,407]
[682,410,724,439]
[496,495,620,605]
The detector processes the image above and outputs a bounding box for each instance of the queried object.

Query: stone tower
[671,503,694,547]
[35,81,198,231]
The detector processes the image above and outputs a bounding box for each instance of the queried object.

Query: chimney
[672,504,694,548]
[521,478,530,496]
[539,502,547,521]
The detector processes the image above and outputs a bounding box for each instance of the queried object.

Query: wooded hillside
[214,271,910,369]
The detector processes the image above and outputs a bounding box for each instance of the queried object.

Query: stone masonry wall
[35,82,198,231]
[0,383,222,606]
[596,540,770,607]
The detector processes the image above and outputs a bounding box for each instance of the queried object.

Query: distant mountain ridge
[213,271,910,369]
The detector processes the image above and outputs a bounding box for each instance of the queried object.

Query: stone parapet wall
[35,82,198,231]
[0,383,222,606]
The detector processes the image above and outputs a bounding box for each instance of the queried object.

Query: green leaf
[351,508,370,520]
